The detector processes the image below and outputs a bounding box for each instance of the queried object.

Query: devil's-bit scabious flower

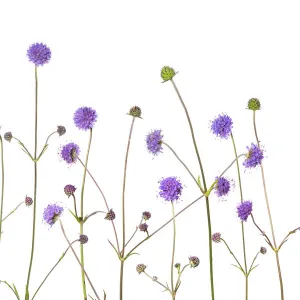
[237,201,253,222]
[73,107,98,131]
[159,177,183,202]
[43,204,64,226]
[215,177,233,198]
[105,209,115,220]
[64,185,76,198]
[27,43,51,66]
[25,196,33,207]
[247,98,261,111]
[146,129,163,155]
[210,114,233,139]
[174,263,181,269]
[79,234,88,244]
[161,66,176,82]
[142,211,151,221]
[189,256,200,268]
[212,232,221,243]
[60,143,80,164]
[136,264,146,274]
[4,132,12,142]
[243,143,264,168]
[139,223,148,232]
[128,106,142,118]
[57,126,66,137]
[260,247,267,254]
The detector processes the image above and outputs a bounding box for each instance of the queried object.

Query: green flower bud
[161,66,176,82]
[247,98,261,111]
[128,106,142,118]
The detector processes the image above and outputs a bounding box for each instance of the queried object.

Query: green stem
[170,202,176,294]
[36,131,56,161]
[80,128,93,300]
[0,135,4,241]
[143,271,170,292]
[2,201,24,223]
[170,78,214,299]
[253,111,284,300]
[125,218,143,248]
[72,194,78,219]
[25,65,38,300]
[0,281,20,300]
[174,264,189,292]
[31,240,78,300]
[120,260,124,300]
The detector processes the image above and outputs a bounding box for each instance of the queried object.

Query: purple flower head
[79,234,88,244]
[73,107,98,131]
[215,176,234,198]
[237,201,253,222]
[142,211,151,221]
[64,185,76,198]
[210,114,233,139]
[212,232,221,243]
[25,196,33,207]
[105,209,115,220]
[146,129,163,155]
[43,204,64,226]
[27,43,51,66]
[60,143,80,164]
[139,223,148,232]
[243,143,264,168]
[158,177,183,202]
[189,256,200,268]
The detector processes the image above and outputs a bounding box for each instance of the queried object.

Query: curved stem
[2,201,24,223]
[0,135,4,241]
[278,226,300,250]
[12,137,34,161]
[59,219,101,300]
[80,128,93,300]
[0,281,20,299]
[36,131,56,161]
[174,264,189,292]
[143,271,171,292]
[170,202,176,294]
[31,240,78,300]
[125,218,143,248]
[253,110,284,299]
[25,65,38,300]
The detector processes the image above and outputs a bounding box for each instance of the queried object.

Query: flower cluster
[27,43,51,66]
[73,107,98,131]
[237,201,253,222]
[43,204,64,226]
[243,143,264,168]
[210,114,233,139]
[60,143,80,164]
[158,177,183,202]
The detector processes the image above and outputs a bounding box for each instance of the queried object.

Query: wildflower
[136,264,146,274]
[243,143,264,168]
[128,106,142,118]
[64,185,76,198]
[57,126,66,137]
[210,114,233,139]
[25,196,33,207]
[146,129,163,155]
[139,223,148,232]
[79,234,88,244]
[237,201,253,222]
[60,143,80,164]
[104,209,115,220]
[247,98,261,111]
[260,247,267,254]
[43,204,64,226]
[4,132,12,142]
[142,211,151,221]
[189,256,200,268]
[174,263,181,269]
[215,177,233,198]
[27,43,51,66]
[212,232,221,243]
[73,107,98,131]
[158,177,183,202]
[161,66,176,82]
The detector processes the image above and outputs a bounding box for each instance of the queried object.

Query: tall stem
[25,66,38,300]
[119,260,124,300]
[230,133,248,299]
[0,135,4,241]
[171,202,176,294]
[170,78,214,299]
[80,128,93,300]
[253,110,284,299]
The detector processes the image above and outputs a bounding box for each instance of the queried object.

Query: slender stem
[125,218,143,248]
[59,219,101,300]
[12,137,34,160]
[25,65,38,300]
[0,281,20,299]
[245,277,248,300]
[119,260,124,300]
[80,128,93,300]
[170,78,214,299]
[36,131,56,161]
[31,240,78,300]
[143,271,170,292]
[248,252,259,273]
[77,156,120,253]
[84,211,106,222]
[278,226,300,250]
[170,202,176,294]
[2,201,24,223]
[72,194,78,219]
[174,264,189,292]
[0,135,4,241]
[253,110,284,299]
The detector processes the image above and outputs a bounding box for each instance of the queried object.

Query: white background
[0,1,300,299]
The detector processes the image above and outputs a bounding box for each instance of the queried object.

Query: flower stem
[119,260,124,300]
[80,128,93,300]
[170,78,214,299]
[25,65,39,300]
[0,135,4,241]
[230,133,248,299]
[72,194,79,219]
[171,202,176,295]
[253,110,284,299]
[31,240,78,299]
[125,218,143,248]
[143,271,170,292]
[2,201,24,223]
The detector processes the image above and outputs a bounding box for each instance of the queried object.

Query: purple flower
[25,196,33,207]
[189,256,200,268]
[142,211,151,221]
[146,129,163,155]
[215,176,233,198]
[237,201,253,221]
[43,204,64,226]
[158,177,183,202]
[73,107,98,130]
[243,143,264,168]
[210,114,233,139]
[212,232,221,243]
[79,234,88,244]
[60,143,80,164]
[139,223,148,232]
[27,43,51,66]
[64,185,76,197]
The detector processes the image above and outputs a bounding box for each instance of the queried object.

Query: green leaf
[12,283,20,300]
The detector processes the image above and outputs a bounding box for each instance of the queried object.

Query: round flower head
[73,107,98,131]
[215,176,233,198]
[27,43,51,66]
[64,184,76,198]
[105,209,115,220]
[57,126,66,137]
[247,98,261,111]
[4,132,12,142]
[25,196,33,207]
[243,143,264,168]
[43,204,64,226]
[189,256,200,268]
[212,232,221,243]
[146,129,163,155]
[142,211,151,221]
[139,223,148,232]
[210,114,233,139]
[79,234,88,244]
[158,177,183,202]
[174,263,181,270]
[237,201,253,222]
[60,142,80,164]
[136,264,146,274]
[260,247,267,255]
[161,66,176,82]
[128,106,142,118]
